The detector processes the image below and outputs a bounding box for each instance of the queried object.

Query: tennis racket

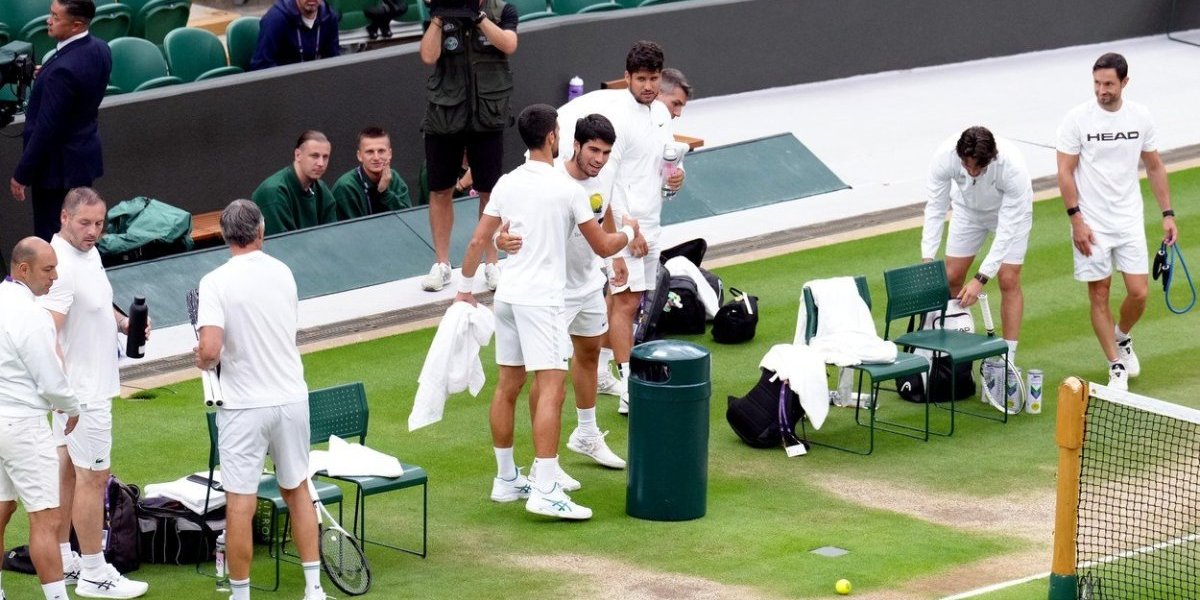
[186,289,223,407]
[307,477,371,595]
[977,293,1024,414]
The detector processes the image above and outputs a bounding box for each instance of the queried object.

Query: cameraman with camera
[417,0,518,293]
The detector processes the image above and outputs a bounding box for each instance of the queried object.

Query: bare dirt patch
[503,553,782,600]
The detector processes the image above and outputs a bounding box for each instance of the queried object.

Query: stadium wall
[1,0,1196,247]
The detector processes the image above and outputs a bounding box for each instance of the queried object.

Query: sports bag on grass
[896,299,976,403]
[726,368,802,448]
[712,288,758,344]
[137,497,221,565]
[103,476,142,573]
[633,265,673,344]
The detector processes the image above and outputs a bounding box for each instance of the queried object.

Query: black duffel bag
[712,288,758,344]
[137,497,221,565]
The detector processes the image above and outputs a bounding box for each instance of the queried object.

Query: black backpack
[103,476,142,573]
[657,239,723,336]
[633,264,673,344]
[726,368,803,448]
[137,497,220,565]
[712,288,759,344]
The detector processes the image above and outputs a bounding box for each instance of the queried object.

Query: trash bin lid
[630,340,710,385]
[631,340,710,362]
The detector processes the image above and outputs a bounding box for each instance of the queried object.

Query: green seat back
[122,0,152,36]
[802,276,871,343]
[549,0,621,13]
[18,19,54,65]
[308,383,369,445]
[0,23,11,46]
[163,27,231,82]
[109,37,178,93]
[509,0,555,19]
[883,260,951,338]
[0,0,47,37]
[225,16,260,71]
[140,0,189,46]
[396,0,422,22]
[330,0,375,31]
[90,3,132,41]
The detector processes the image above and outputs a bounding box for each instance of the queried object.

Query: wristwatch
[973,273,989,285]
[1163,209,1176,218]
[1066,206,1081,217]
[474,10,486,24]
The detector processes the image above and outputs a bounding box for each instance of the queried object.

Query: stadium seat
[882,260,1012,438]
[330,0,375,31]
[797,276,931,455]
[17,19,54,66]
[637,0,687,5]
[139,0,190,46]
[509,0,557,21]
[396,0,422,23]
[0,0,46,45]
[225,16,260,71]
[549,0,622,14]
[310,382,428,558]
[109,37,184,93]
[201,413,344,592]
[90,3,132,42]
[163,28,244,83]
[0,24,10,46]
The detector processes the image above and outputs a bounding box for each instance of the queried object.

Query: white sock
[1109,358,1123,368]
[532,456,559,493]
[618,362,630,381]
[1005,339,1018,365]
[1114,325,1130,343]
[41,581,68,600]
[598,348,614,372]
[302,561,323,595]
[576,407,599,435]
[80,552,106,574]
[494,447,516,479]
[59,543,72,561]
[230,577,251,600]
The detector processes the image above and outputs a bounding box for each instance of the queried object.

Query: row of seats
[510,0,692,21]
[0,0,190,64]
[108,26,242,95]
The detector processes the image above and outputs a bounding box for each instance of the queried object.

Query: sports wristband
[974,273,989,285]
[1163,209,1176,218]
[619,225,635,246]
[457,275,474,294]
[1066,206,1081,217]
[491,228,502,250]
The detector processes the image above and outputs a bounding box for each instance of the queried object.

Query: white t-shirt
[197,251,307,409]
[1056,99,1158,235]
[484,160,595,307]
[39,234,120,409]
[558,160,615,298]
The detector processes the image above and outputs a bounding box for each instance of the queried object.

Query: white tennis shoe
[1108,363,1129,391]
[567,428,626,469]
[490,468,532,502]
[421,263,451,292]
[75,564,148,599]
[526,483,592,520]
[597,368,625,396]
[484,263,500,291]
[527,461,581,492]
[1117,336,1140,378]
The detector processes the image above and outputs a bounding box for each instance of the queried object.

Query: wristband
[974,273,989,285]
[474,10,486,24]
[1066,206,1081,217]
[457,275,475,294]
[491,228,502,250]
[619,225,635,245]
[1163,209,1176,218]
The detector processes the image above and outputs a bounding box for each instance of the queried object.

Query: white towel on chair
[795,277,897,366]
[311,436,405,478]
[760,344,830,429]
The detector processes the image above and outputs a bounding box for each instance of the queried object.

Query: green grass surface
[2,169,1197,599]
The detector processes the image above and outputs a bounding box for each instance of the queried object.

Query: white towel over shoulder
[409,302,495,431]
[795,277,896,366]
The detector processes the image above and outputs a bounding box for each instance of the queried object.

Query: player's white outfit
[559,161,616,339]
[1056,99,1158,281]
[485,160,597,371]
[921,136,1033,278]
[198,250,310,494]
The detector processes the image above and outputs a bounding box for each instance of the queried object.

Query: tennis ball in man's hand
[835,579,852,595]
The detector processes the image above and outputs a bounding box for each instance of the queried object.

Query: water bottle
[124,296,149,359]
[215,531,230,592]
[660,145,682,199]
[567,75,584,102]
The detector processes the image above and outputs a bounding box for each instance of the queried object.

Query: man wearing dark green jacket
[252,130,337,235]
[332,127,412,220]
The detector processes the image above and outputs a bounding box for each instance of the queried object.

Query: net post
[1048,376,1087,600]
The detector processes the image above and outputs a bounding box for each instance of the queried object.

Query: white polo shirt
[0,280,80,418]
[485,160,595,307]
[1056,99,1158,235]
[558,161,615,298]
[38,234,120,409]
[197,251,307,409]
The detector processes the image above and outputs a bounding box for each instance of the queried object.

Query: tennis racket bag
[726,368,802,448]
[100,476,143,573]
[897,299,977,403]
[633,265,673,344]
[137,497,220,565]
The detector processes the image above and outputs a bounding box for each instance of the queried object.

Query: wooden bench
[191,211,222,244]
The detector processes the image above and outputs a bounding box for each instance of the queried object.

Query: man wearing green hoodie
[252,131,337,236]
[331,127,411,220]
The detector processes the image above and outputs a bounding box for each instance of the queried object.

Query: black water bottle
[125,296,149,359]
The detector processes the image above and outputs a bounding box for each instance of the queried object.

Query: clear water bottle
[567,75,584,102]
[124,296,149,359]
[660,144,682,199]
[215,531,230,592]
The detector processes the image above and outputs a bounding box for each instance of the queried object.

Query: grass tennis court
[3,168,1198,599]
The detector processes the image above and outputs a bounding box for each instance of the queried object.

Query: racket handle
[201,370,214,404]
[978,293,996,337]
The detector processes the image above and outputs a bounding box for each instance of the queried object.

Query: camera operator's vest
[422,0,514,135]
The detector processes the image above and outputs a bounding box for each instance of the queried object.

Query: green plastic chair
[109,36,184,93]
[225,16,260,71]
[121,0,152,36]
[509,0,556,21]
[139,0,190,46]
[18,20,54,66]
[549,0,622,14]
[0,0,47,40]
[163,27,243,82]
[330,0,374,31]
[797,276,931,455]
[90,3,132,42]
[882,260,1011,438]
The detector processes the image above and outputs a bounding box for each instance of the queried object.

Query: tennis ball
[835,579,852,595]
[590,193,604,212]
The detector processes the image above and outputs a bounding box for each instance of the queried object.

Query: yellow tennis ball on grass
[835,578,852,595]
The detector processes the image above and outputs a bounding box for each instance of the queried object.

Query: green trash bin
[626,340,711,521]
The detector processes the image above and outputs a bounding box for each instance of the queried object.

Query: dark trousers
[365,0,406,33]
[32,186,69,242]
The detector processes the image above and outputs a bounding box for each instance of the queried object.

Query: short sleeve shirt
[558,161,616,297]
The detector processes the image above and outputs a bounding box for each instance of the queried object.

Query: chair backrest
[163,27,229,82]
[397,0,422,22]
[509,0,552,17]
[802,276,870,343]
[141,0,190,46]
[329,0,374,30]
[882,260,951,338]
[18,19,55,65]
[225,16,260,71]
[549,0,620,14]
[0,0,46,35]
[308,382,369,446]
[109,36,170,92]
[91,3,132,42]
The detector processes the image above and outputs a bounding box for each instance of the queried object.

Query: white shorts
[611,249,662,294]
[216,403,311,495]
[1073,228,1149,282]
[52,408,113,471]
[945,208,1031,264]
[0,415,61,512]
[563,288,608,338]
[494,301,569,372]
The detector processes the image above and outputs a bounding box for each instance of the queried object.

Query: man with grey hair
[194,200,327,600]
[1,236,81,600]
[40,187,149,598]
[657,68,692,119]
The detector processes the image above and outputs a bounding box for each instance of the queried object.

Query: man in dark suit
[10,0,112,242]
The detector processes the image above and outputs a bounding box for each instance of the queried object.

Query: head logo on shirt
[1086,131,1140,142]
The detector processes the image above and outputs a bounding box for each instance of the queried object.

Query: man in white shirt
[455,104,637,520]
[657,68,692,119]
[194,200,327,600]
[40,188,148,599]
[1056,52,1177,391]
[922,126,1033,401]
[0,237,81,600]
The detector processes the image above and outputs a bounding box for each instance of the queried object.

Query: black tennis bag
[137,497,220,565]
[657,238,723,335]
[712,288,759,344]
[726,368,802,448]
[634,264,673,344]
[896,301,976,403]
[102,476,142,573]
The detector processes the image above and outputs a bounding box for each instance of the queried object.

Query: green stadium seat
[797,276,931,455]
[225,16,260,71]
[637,0,687,5]
[549,0,622,14]
[509,0,556,21]
[90,3,133,42]
[109,36,184,93]
[0,0,46,41]
[396,0,422,23]
[330,0,374,31]
[163,27,243,83]
[139,0,190,46]
[122,0,152,36]
[0,24,10,46]
[17,18,54,66]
